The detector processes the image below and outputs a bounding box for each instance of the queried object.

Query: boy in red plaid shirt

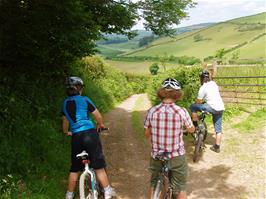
[144,78,195,199]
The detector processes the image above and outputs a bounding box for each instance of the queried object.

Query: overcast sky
[133,0,266,29]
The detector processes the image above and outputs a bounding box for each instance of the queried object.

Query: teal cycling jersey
[62,95,96,133]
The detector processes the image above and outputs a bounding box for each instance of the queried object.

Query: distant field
[225,35,266,60]
[97,40,139,57]
[105,60,177,74]
[125,12,266,61]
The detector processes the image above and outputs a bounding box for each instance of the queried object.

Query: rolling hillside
[97,23,213,58]
[123,12,266,62]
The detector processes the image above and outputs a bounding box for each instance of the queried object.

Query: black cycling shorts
[70,129,106,172]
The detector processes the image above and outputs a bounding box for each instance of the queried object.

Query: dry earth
[100,94,266,199]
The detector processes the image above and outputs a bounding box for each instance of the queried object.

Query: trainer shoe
[210,145,220,153]
[104,186,116,199]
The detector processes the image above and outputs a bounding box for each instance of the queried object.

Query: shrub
[147,66,202,109]
[74,56,134,112]
[193,34,203,42]
[149,63,160,75]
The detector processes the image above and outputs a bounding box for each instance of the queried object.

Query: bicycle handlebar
[97,127,109,133]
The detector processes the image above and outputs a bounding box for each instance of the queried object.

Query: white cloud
[132,0,265,29]
[178,0,265,27]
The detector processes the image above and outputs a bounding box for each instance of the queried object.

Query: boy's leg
[216,133,222,146]
[190,103,207,127]
[190,104,201,122]
[95,168,109,187]
[67,172,79,191]
[211,112,223,153]
[169,155,187,199]
[175,191,187,199]
[95,168,116,199]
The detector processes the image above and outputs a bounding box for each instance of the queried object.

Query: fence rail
[214,75,266,106]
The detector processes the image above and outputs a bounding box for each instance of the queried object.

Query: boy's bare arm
[62,116,72,136]
[92,109,105,129]
[144,127,151,138]
[187,126,195,133]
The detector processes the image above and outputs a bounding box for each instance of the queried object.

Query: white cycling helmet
[65,76,84,88]
[162,78,181,90]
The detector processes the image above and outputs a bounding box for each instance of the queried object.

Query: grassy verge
[232,107,266,133]
[131,96,146,143]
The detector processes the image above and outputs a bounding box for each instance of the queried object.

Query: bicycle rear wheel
[193,133,204,162]
[79,172,94,199]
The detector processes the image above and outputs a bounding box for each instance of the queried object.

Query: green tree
[0,0,195,70]
[138,35,155,47]
[215,48,226,64]
[193,34,203,42]
[149,63,160,75]
[231,50,240,60]
[215,48,226,59]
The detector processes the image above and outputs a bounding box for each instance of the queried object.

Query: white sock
[66,191,74,198]
[104,185,111,191]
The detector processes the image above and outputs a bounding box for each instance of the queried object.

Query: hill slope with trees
[123,12,266,63]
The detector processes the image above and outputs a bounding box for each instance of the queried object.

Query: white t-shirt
[197,81,225,111]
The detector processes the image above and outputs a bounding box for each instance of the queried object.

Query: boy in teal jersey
[62,77,116,199]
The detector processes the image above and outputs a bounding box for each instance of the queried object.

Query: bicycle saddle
[76,150,88,158]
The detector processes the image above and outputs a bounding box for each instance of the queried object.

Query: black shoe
[210,145,220,153]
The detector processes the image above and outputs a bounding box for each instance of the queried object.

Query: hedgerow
[147,66,202,109]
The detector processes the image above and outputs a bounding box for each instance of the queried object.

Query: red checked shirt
[144,102,193,159]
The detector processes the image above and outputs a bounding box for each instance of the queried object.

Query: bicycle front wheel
[79,172,94,199]
[153,177,172,199]
[193,133,204,162]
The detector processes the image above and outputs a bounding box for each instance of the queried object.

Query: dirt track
[100,94,266,199]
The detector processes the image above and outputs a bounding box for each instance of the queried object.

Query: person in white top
[190,70,225,153]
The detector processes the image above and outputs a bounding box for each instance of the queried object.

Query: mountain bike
[77,128,109,199]
[152,152,173,199]
[193,111,208,162]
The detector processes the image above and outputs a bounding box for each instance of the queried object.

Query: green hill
[123,12,266,63]
[97,23,213,58]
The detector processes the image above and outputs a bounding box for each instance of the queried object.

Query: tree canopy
[0,0,195,69]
